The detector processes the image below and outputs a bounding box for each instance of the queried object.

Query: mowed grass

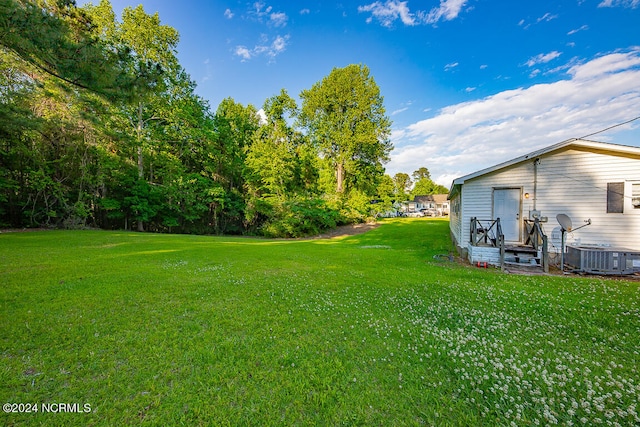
[1,218,639,426]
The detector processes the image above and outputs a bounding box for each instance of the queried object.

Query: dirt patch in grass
[307,222,380,239]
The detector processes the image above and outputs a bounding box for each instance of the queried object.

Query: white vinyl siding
[452,147,640,252]
[449,193,462,247]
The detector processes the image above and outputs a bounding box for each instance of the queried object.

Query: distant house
[448,139,640,266]
[402,194,450,216]
[433,194,450,212]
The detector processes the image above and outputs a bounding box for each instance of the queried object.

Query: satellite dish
[556,214,591,272]
[557,214,572,232]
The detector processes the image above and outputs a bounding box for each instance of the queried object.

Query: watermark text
[3,402,92,413]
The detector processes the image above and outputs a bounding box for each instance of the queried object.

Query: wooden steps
[504,245,541,268]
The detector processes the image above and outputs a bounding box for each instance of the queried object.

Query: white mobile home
[449,139,640,265]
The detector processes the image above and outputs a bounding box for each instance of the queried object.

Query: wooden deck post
[499,235,505,271]
[470,217,477,245]
[496,218,505,271]
[542,234,549,273]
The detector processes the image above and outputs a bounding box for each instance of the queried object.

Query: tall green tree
[412,167,431,182]
[141,69,217,232]
[0,0,133,228]
[245,90,301,200]
[0,0,132,99]
[299,64,392,195]
[392,172,412,200]
[85,1,179,230]
[247,90,317,196]
[212,98,259,232]
[1,2,398,235]
[411,177,449,198]
[243,90,326,235]
[121,4,178,231]
[0,46,38,226]
[373,174,395,217]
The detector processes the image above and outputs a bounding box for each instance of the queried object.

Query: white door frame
[492,187,522,243]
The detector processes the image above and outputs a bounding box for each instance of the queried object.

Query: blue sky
[83,0,640,186]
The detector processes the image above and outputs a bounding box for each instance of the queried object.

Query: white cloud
[234,46,252,61]
[358,1,416,27]
[598,0,640,7]
[234,35,290,62]
[249,2,288,26]
[358,0,468,27]
[233,3,290,61]
[567,24,589,35]
[386,48,640,187]
[526,51,562,67]
[444,62,459,71]
[519,12,558,30]
[270,35,288,55]
[270,12,288,27]
[224,8,234,19]
[391,107,409,115]
[536,12,558,23]
[252,1,271,16]
[300,8,310,15]
[201,58,212,82]
[256,108,268,125]
[422,0,469,24]
[567,50,640,79]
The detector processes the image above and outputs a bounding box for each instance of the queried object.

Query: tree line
[390,168,449,201]
[0,0,443,237]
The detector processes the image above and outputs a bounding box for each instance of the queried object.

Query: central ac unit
[566,246,640,275]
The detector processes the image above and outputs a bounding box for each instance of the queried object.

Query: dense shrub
[333,190,375,225]
[261,197,339,238]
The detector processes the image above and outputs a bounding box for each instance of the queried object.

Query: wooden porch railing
[470,217,497,246]
[524,218,549,273]
[470,217,506,270]
[470,217,549,273]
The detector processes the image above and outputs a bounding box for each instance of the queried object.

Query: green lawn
[1,218,639,426]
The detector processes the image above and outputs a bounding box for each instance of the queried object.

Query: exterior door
[493,188,521,243]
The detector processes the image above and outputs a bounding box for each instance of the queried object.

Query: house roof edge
[450,139,640,188]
